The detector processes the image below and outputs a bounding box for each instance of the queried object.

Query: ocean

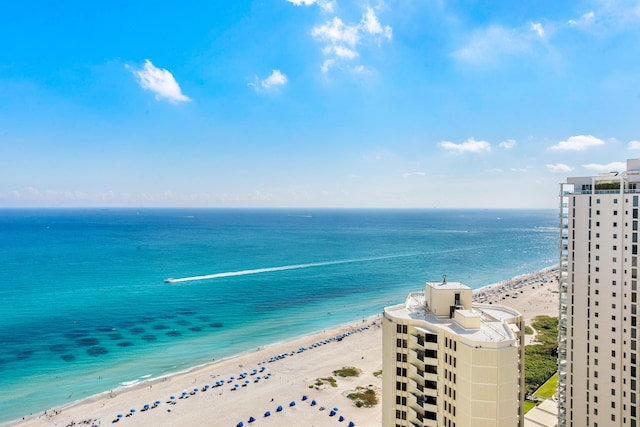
[0,208,558,423]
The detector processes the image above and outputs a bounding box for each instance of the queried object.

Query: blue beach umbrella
[290,401,296,407]
[311,400,316,406]
[348,422,355,427]
[117,414,123,418]
[130,409,136,414]
[339,415,345,422]
[237,422,243,427]
[333,407,339,411]
[264,411,271,417]
[302,395,308,401]
[248,416,255,423]
[276,405,283,412]
[155,400,161,405]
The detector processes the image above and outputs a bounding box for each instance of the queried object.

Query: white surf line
[165,254,412,283]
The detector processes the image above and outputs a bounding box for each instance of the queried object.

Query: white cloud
[510,167,530,173]
[549,135,605,151]
[402,172,427,178]
[361,7,393,39]
[438,138,491,153]
[629,140,640,150]
[312,17,360,47]
[310,7,392,73]
[546,163,574,173]
[285,0,335,12]
[131,59,190,103]
[582,162,626,172]
[324,45,359,59]
[452,25,535,65]
[568,10,595,26]
[530,22,545,37]
[261,70,288,89]
[499,139,517,149]
[249,70,288,91]
[489,168,504,173]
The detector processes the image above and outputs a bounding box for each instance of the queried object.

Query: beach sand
[12,267,559,427]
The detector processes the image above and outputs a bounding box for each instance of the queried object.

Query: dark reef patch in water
[189,327,202,332]
[166,330,182,337]
[152,324,169,330]
[140,317,154,323]
[117,321,135,328]
[141,335,156,342]
[96,326,115,333]
[175,320,191,326]
[209,322,223,328]
[117,342,134,347]
[108,333,124,340]
[61,354,76,362]
[197,315,211,322]
[161,314,177,319]
[16,350,35,361]
[178,309,196,316]
[130,327,145,334]
[77,337,100,346]
[50,344,69,353]
[64,329,90,339]
[87,346,109,357]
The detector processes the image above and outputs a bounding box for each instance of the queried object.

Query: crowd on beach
[472,267,559,306]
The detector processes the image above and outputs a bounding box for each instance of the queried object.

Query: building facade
[558,158,640,427]
[382,278,524,427]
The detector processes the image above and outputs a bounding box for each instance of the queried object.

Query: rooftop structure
[382,277,524,427]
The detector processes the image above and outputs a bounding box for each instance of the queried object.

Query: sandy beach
[11,267,560,427]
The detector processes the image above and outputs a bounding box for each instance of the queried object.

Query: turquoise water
[0,208,557,422]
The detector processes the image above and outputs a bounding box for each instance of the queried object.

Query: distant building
[558,158,640,427]
[382,277,525,427]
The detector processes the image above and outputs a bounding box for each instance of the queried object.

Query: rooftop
[385,292,521,345]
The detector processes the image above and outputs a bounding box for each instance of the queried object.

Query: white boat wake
[165,254,412,283]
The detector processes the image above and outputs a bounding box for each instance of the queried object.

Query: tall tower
[382,278,524,427]
[559,158,640,427]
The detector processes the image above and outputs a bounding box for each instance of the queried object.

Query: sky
[1,0,640,209]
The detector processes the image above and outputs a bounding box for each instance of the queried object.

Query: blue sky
[1,0,639,208]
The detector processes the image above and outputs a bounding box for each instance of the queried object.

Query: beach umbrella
[237,422,243,427]
[155,400,161,405]
[290,401,296,407]
[248,416,256,423]
[302,395,308,401]
[117,414,123,418]
[182,391,187,396]
[143,404,150,409]
[193,388,198,392]
[333,407,339,411]
[205,385,210,389]
[330,410,336,416]
[130,409,136,414]
[348,422,355,427]
[264,411,271,417]
[276,405,283,412]
[170,395,175,400]
[311,400,316,406]
[339,415,345,422]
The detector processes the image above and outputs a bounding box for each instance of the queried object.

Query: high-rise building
[382,277,524,427]
[558,158,640,427]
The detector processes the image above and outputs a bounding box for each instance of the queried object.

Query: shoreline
[8,266,560,427]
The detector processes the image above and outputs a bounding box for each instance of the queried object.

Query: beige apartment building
[558,158,640,427]
[382,278,525,427]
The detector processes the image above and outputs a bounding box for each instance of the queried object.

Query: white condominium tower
[382,278,524,427]
[559,158,640,427]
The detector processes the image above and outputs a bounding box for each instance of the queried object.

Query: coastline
[9,266,560,427]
